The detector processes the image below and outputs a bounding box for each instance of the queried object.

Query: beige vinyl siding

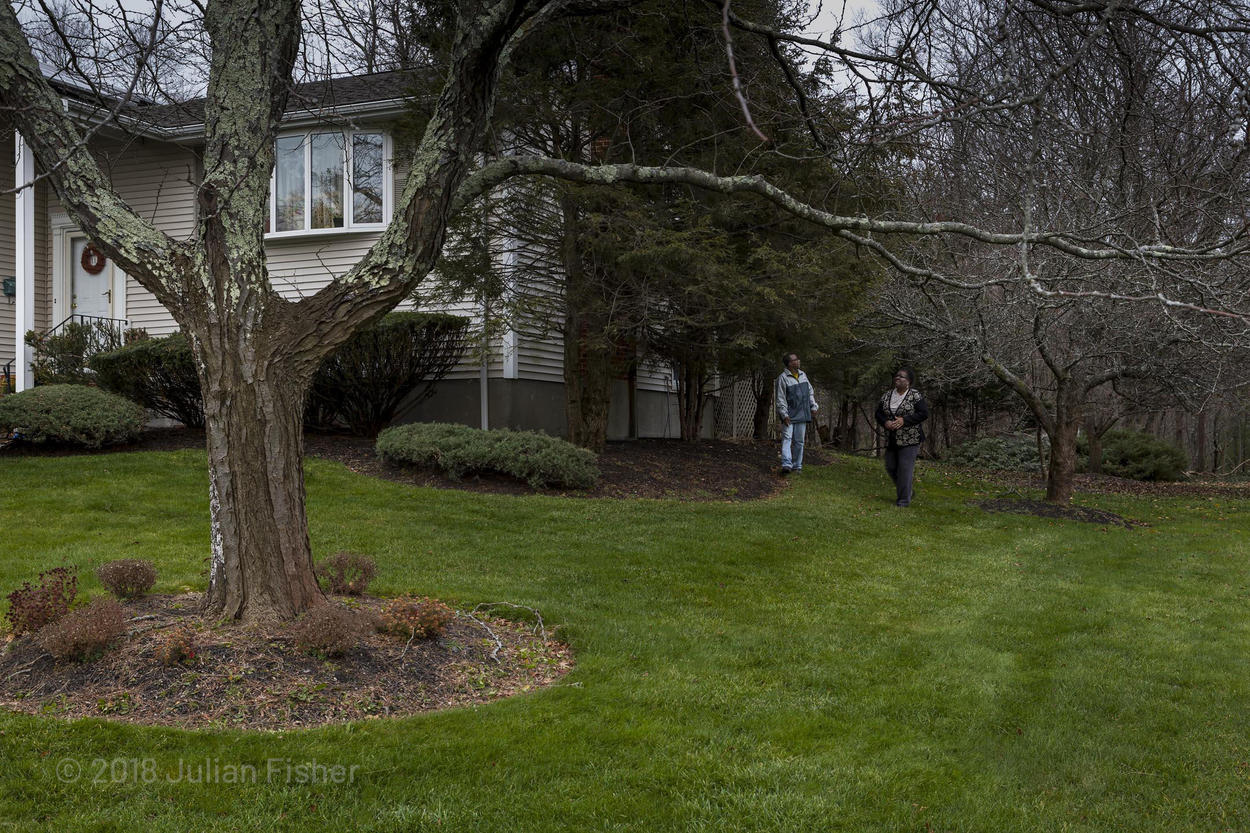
[44,138,199,336]
[34,181,50,331]
[0,136,13,365]
[105,139,198,335]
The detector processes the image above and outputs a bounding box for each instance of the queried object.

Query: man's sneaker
[779,466,792,476]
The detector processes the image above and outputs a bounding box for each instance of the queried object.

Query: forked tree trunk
[200,345,325,621]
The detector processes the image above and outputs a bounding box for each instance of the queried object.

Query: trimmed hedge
[1085,429,1188,481]
[89,333,204,427]
[943,435,1045,471]
[377,422,599,489]
[306,312,470,436]
[0,384,145,447]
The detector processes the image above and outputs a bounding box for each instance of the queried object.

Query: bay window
[270,130,389,235]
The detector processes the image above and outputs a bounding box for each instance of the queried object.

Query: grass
[0,448,1248,831]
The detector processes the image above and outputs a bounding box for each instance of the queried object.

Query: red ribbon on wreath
[80,244,107,275]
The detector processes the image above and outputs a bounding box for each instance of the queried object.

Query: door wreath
[80,244,107,275]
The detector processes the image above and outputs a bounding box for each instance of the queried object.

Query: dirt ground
[0,593,570,730]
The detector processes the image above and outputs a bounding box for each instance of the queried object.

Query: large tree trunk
[201,349,324,621]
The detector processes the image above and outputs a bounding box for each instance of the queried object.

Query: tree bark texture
[201,349,323,621]
[1045,384,1083,504]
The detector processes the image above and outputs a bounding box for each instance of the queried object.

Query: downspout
[480,293,490,430]
[14,133,34,392]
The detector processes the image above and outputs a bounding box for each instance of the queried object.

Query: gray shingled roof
[61,70,425,132]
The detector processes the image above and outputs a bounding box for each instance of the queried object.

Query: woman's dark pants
[884,444,919,506]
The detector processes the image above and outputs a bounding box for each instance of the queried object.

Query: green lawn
[0,448,1247,832]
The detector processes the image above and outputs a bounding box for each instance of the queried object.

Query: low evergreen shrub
[38,597,126,661]
[306,312,470,436]
[943,435,1045,471]
[90,333,204,427]
[1095,429,1188,481]
[5,567,78,635]
[376,422,600,489]
[0,384,145,447]
[96,559,158,599]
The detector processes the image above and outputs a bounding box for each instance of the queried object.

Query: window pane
[310,133,345,229]
[352,133,384,224]
[275,135,305,232]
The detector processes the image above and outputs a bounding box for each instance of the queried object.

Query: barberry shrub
[38,597,126,661]
[291,604,364,657]
[153,625,198,667]
[315,552,376,596]
[96,559,158,599]
[6,567,78,635]
[378,596,454,640]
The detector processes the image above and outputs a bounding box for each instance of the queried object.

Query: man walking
[775,352,818,475]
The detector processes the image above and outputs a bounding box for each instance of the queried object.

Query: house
[0,71,697,439]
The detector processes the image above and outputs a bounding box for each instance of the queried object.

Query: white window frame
[266,129,392,239]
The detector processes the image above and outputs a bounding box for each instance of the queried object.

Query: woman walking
[874,368,929,506]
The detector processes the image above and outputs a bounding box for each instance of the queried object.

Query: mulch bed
[0,594,571,730]
[2,427,820,501]
[974,497,1140,528]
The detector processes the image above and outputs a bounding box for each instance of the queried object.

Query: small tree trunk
[1196,409,1207,472]
[202,352,324,622]
[563,316,613,452]
[751,371,772,440]
[1046,390,1082,504]
[675,361,707,441]
[1085,415,1104,475]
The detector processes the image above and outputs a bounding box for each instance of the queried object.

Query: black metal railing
[23,314,130,386]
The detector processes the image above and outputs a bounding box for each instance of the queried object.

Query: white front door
[69,235,113,319]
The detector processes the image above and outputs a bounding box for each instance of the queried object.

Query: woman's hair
[894,367,915,384]
[781,352,798,367]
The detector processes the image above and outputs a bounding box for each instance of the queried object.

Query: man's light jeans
[781,420,807,470]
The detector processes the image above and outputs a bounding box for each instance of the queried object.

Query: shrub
[38,597,126,661]
[377,422,600,489]
[315,552,376,596]
[153,625,198,667]
[96,559,157,599]
[943,435,1046,471]
[291,604,364,657]
[6,567,78,635]
[0,384,145,447]
[90,333,204,427]
[1093,429,1188,481]
[306,312,470,436]
[377,596,454,640]
[26,320,125,386]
